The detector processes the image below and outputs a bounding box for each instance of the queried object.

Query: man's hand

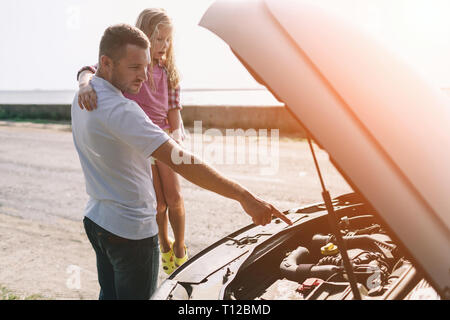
[239,192,293,226]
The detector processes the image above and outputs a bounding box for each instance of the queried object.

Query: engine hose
[280,246,341,282]
[308,265,342,281]
[280,246,310,281]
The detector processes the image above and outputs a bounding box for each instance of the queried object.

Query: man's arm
[152,139,292,226]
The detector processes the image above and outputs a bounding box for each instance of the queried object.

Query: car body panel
[199,0,450,296]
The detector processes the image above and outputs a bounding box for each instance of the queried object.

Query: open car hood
[199,0,450,297]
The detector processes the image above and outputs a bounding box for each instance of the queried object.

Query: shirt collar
[91,75,124,97]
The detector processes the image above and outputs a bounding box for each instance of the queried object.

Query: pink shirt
[124,64,171,130]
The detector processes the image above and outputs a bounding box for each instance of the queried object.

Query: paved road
[0,121,352,255]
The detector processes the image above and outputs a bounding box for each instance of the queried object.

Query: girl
[77,8,188,275]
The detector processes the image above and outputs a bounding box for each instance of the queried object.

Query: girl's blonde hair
[135,8,180,90]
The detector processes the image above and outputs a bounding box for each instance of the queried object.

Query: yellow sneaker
[173,243,189,269]
[160,238,175,275]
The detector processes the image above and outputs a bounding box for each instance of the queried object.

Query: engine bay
[158,195,440,300]
[223,202,425,300]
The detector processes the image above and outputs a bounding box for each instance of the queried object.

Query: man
[71,24,291,300]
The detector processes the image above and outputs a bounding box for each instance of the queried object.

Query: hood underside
[199,0,450,297]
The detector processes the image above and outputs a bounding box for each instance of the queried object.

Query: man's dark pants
[83,217,159,300]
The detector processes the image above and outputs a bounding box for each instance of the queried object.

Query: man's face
[110,44,150,94]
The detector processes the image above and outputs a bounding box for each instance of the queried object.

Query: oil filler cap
[321,242,339,256]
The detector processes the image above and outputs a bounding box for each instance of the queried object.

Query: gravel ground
[0,120,352,299]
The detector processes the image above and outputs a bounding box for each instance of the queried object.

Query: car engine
[158,197,440,300]
[258,214,414,300]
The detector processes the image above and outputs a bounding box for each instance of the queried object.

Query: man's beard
[110,69,141,94]
[110,72,129,93]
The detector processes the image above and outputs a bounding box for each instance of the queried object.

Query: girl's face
[151,24,172,61]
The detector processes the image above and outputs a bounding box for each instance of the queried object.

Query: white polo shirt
[71,76,170,240]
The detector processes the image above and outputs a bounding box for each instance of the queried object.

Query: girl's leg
[151,163,170,253]
[155,159,186,259]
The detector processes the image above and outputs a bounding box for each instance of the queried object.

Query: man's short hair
[99,23,150,62]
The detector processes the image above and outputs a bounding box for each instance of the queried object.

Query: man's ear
[100,55,113,71]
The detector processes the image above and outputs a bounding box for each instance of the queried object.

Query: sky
[1,0,450,91]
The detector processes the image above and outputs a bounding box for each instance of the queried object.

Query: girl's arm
[167,86,185,144]
[167,108,184,143]
[77,65,98,111]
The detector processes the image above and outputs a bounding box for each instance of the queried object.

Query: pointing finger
[272,207,293,225]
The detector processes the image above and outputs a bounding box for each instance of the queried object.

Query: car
[152,0,450,300]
